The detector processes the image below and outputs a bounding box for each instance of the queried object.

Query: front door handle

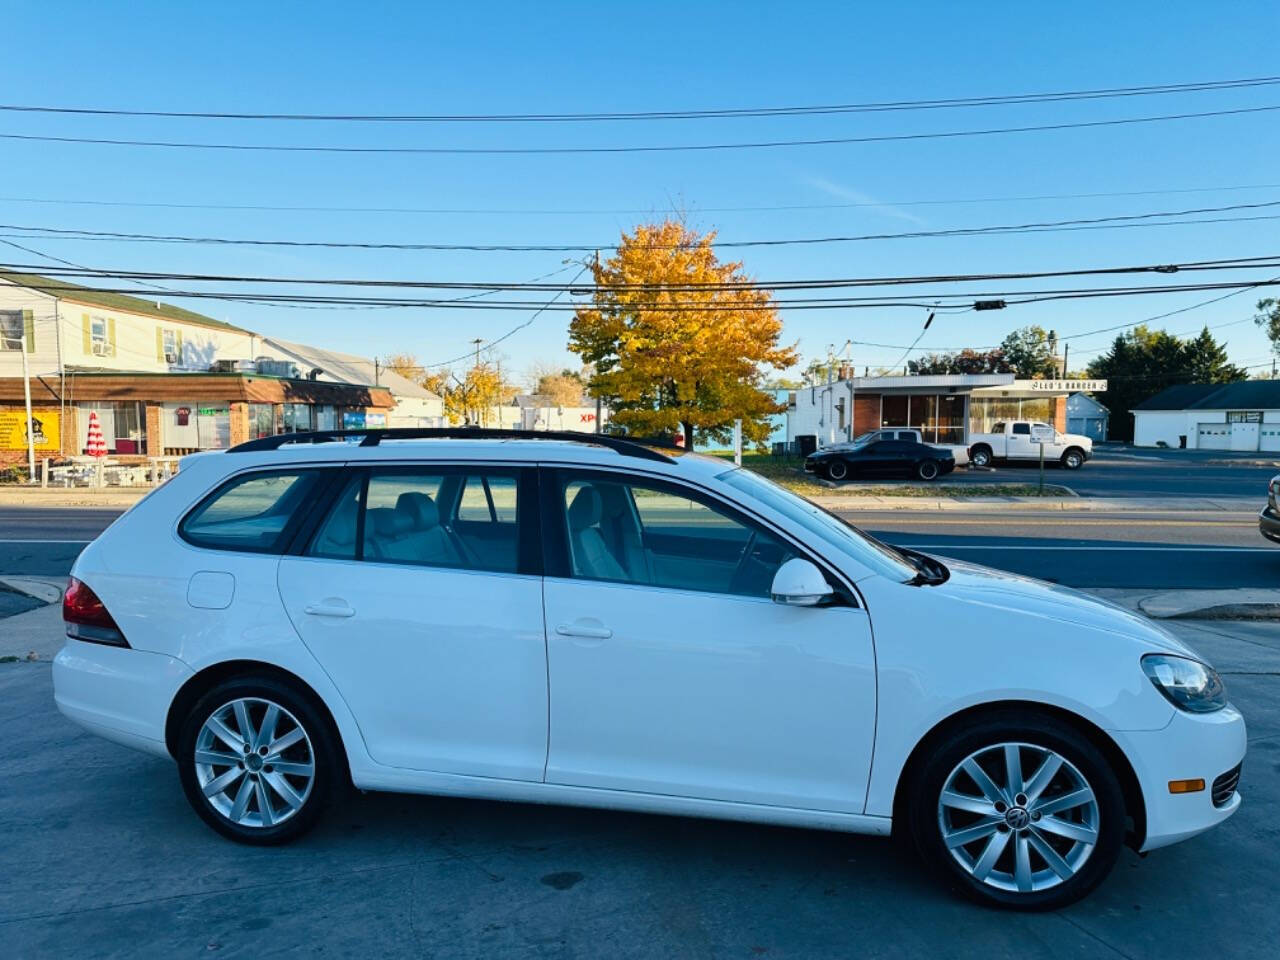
[556,621,612,640]
[304,599,356,618]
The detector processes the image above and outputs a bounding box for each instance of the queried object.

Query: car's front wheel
[909,712,1125,909]
[825,459,849,482]
[916,460,940,481]
[177,676,339,845]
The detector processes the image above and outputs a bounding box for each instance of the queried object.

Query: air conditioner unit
[91,342,109,357]
[255,358,300,378]
[164,351,179,364]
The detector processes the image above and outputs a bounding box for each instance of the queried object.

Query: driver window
[560,475,791,598]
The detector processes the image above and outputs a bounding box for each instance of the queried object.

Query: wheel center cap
[1005,806,1030,830]
[246,753,263,772]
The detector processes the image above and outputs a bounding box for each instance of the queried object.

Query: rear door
[1007,422,1035,459]
[276,463,548,780]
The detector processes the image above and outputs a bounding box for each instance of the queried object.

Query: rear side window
[181,470,324,553]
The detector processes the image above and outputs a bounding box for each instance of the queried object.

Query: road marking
[0,538,93,544]
[895,543,1276,552]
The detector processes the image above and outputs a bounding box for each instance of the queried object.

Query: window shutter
[22,309,34,352]
[81,314,91,355]
[107,317,117,356]
[175,329,184,364]
[156,328,165,362]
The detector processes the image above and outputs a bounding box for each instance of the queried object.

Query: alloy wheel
[936,742,1100,894]
[827,461,848,481]
[919,461,938,480]
[194,697,316,829]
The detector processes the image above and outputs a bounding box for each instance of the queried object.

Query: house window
[162,329,178,363]
[91,317,111,356]
[0,310,23,351]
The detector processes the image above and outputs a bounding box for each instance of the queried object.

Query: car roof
[187,437,734,482]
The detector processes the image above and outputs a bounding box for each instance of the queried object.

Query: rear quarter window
[180,469,325,554]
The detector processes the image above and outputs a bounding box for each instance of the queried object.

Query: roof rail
[227,427,678,463]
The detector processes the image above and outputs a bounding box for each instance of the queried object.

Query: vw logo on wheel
[1005,806,1031,830]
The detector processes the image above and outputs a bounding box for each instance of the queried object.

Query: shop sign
[366,413,387,427]
[342,411,366,429]
[197,406,230,417]
[0,408,60,451]
[1024,379,1108,392]
[175,406,191,425]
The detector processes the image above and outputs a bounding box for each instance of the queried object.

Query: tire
[1061,448,1085,470]
[177,675,340,845]
[908,711,1125,910]
[916,460,940,481]
[969,446,992,468]
[825,459,849,482]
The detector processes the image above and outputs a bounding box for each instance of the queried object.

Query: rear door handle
[555,621,612,640]
[304,599,356,618]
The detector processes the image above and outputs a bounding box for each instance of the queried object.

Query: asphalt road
[901,446,1278,499]
[4,617,1276,959]
[2,503,1272,589]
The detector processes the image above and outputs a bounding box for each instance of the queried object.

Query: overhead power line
[6,254,1280,293]
[3,181,1280,216]
[7,277,1279,312]
[2,103,1278,155]
[3,76,1277,122]
[5,200,1280,253]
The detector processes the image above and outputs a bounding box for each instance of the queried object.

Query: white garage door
[1261,425,1280,452]
[1197,423,1231,450]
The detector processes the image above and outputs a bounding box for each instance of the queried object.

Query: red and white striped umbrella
[85,410,107,458]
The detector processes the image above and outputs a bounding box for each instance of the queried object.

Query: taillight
[63,577,129,647]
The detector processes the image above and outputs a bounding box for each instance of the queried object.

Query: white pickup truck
[968,420,1093,470]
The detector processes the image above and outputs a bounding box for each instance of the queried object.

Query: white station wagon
[53,429,1244,909]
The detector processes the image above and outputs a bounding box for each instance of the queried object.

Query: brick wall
[145,405,163,455]
[852,393,880,435]
[1053,397,1068,432]
[229,402,250,447]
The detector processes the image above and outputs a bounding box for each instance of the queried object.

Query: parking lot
[1,614,1277,959]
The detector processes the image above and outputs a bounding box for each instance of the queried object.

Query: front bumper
[53,639,192,758]
[1259,506,1280,543]
[1113,702,1246,852]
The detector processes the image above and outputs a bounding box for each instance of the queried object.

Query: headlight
[1269,476,1280,510]
[1141,654,1227,713]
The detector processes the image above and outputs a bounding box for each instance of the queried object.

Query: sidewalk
[0,487,150,507]
[0,577,65,662]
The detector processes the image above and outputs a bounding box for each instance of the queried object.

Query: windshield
[717,467,919,581]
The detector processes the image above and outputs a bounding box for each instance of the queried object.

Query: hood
[1061,432,1093,448]
[930,558,1200,658]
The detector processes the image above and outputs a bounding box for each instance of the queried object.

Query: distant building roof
[259,336,441,401]
[0,269,247,332]
[1134,381,1280,411]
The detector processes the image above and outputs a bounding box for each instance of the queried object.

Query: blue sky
[4,0,1280,383]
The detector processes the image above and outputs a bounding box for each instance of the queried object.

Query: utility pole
[1061,343,1070,379]
[593,250,602,433]
[374,358,380,385]
[471,338,484,368]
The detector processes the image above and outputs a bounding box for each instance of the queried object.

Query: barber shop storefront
[786,375,1107,450]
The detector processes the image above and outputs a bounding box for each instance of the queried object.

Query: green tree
[1254,298,1280,353]
[998,326,1061,378]
[1086,325,1245,441]
[907,348,1010,375]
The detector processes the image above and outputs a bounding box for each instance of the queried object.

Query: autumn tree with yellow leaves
[569,220,795,449]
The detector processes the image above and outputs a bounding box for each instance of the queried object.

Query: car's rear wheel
[177,676,338,845]
[826,459,849,482]
[916,460,940,481]
[969,446,992,468]
[909,713,1124,909]
[1061,448,1085,470]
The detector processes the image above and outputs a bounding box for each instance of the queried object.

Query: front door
[541,469,877,813]
[277,464,548,780]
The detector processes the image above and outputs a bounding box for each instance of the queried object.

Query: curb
[812,496,1259,512]
[1138,589,1280,620]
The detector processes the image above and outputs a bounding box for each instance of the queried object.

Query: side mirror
[770,558,834,607]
